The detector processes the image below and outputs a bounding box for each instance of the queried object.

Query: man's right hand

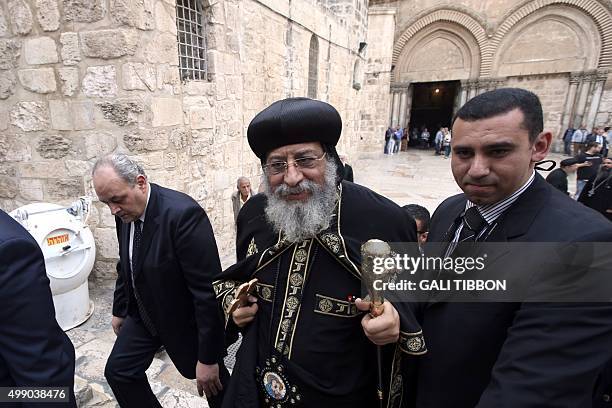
[111,315,125,336]
[231,295,258,327]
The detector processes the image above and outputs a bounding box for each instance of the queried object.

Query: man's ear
[135,174,147,191]
[531,131,552,163]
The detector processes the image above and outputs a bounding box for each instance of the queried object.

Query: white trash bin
[10,197,96,331]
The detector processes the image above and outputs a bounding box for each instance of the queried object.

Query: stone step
[74,375,117,408]
[84,383,117,407]
[74,375,93,406]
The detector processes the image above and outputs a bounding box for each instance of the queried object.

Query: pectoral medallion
[256,355,301,407]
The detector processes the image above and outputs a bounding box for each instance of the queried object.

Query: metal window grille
[176,0,208,81]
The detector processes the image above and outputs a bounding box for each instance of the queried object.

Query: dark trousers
[105,315,229,408]
[564,139,572,155]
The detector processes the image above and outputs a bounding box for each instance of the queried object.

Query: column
[467,79,478,100]
[560,72,581,132]
[391,89,401,127]
[573,71,594,128]
[459,80,468,108]
[585,69,608,129]
[477,78,488,95]
[388,89,395,127]
[398,88,408,129]
[403,85,414,129]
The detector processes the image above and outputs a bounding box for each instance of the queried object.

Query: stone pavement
[353,149,462,213]
[68,279,211,408]
[352,148,570,211]
[71,147,568,407]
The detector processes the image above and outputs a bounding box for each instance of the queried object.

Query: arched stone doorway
[389,16,484,135]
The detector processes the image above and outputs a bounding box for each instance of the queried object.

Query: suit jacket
[587,133,608,149]
[0,210,76,407]
[407,174,612,407]
[112,183,224,377]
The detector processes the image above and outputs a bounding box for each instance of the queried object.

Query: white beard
[264,159,338,243]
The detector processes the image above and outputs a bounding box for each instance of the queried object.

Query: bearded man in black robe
[579,157,612,221]
[215,98,424,408]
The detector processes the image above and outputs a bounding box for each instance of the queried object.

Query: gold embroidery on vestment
[274,239,313,359]
[313,294,360,317]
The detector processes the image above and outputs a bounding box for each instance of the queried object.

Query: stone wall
[505,73,569,147]
[357,6,396,150]
[392,0,525,32]
[0,0,189,280]
[178,0,370,266]
[0,0,373,280]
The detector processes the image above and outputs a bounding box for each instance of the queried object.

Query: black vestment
[216,181,425,408]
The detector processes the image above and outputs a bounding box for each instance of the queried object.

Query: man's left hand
[196,361,222,398]
[356,298,400,345]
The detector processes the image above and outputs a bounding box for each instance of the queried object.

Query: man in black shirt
[545,158,580,195]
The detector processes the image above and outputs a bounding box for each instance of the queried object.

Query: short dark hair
[402,204,431,231]
[586,141,601,150]
[453,88,543,143]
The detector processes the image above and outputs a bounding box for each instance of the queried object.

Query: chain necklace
[588,172,612,197]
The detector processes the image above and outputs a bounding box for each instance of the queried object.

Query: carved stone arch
[394,23,480,82]
[492,6,601,76]
[392,8,487,81]
[485,0,612,76]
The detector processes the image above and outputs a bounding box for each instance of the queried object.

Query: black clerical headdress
[247,97,342,159]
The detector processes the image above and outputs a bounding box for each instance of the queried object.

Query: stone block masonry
[1,0,379,283]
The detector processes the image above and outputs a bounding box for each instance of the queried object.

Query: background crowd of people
[385,125,452,158]
[546,126,612,221]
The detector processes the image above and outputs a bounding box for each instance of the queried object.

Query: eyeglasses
[263,152,327,175]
